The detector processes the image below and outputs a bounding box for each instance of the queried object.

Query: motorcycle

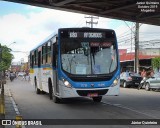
[10,76,15,81]
[10,72,16,82]
[138,77,147,90]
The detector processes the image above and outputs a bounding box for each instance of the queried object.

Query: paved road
[4,78,160,128]
[103,87,160,119]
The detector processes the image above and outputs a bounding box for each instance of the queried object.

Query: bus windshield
[60,30,118,75]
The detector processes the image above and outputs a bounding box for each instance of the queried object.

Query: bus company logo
[91,84,94,87]
[2,120,11,125]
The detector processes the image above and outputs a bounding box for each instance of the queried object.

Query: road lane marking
[101,101,158,119]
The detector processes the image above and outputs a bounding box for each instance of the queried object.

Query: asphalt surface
[1,78,160,128]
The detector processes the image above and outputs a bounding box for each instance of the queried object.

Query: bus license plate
[87,93,98,97]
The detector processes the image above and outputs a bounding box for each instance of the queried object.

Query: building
[140,48,160,56]
[10,62,29,72]
[119,49,160,73]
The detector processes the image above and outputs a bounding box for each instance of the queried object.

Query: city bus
[29,28,120,103]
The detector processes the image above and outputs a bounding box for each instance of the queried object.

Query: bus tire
[48,80,53,100]
[35,78,41,94]
[53,95,61,103]
[92,96,102,102]
[48,79,61,103]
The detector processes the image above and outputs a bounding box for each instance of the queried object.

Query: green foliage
[151,57,160,70]
[0,45,14,71]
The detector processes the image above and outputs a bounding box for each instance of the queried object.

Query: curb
[2,82,26,128]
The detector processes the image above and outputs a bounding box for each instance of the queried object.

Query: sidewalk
[4,84,17,119]
[0,80,18,128]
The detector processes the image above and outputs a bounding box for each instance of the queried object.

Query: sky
[0,1,160,64]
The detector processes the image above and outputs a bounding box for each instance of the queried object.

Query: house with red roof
[119,49,160,72]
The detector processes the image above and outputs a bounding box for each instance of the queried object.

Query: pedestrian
[25,72,30,81]
[141,69,146,78]
[150,70,154,77]
[22,72,26,81]
[138,69,147,90]
[10,71,15,82]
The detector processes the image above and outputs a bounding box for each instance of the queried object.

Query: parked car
[120,72,142,88]
[18,72,25,77]
[145,72,160,91]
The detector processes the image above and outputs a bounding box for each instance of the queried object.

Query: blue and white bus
[29,28,120,103]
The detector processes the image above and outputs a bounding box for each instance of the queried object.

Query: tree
[0,44,14,72]
[151,57,160,71]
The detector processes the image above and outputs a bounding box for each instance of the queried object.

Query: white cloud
[140,24,160,41]
[0,8,86,62]
[115,24,134,51]
[115,23,160,51]
[0,5,160,63]
[0,7,112,62]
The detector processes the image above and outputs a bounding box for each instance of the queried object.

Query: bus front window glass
[61,40,90,75]
[61,39,117,75]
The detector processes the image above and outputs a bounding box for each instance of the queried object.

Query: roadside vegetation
[0,44,14,72]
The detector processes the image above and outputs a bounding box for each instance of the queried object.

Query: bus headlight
[64,80,69,86]
[62,79,72,88]
[112,78,119,86]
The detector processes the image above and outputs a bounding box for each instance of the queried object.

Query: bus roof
[59,27,114,32]
[30,27,115,53]
[30,32,57,53]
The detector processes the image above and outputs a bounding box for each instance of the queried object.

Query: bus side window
[53,43,57,68]
[42,45,46,64]
[45,43,48,63]
[47,41,51,64]
[38,51,41,67]
[30,54,34,68]
[34,50,38,65]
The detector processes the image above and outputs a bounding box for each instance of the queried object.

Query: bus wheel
[53,95,61,103]
[48,80,53,100]
[48,80,61,103]
[35,79,40,94]
[92,96,102,102]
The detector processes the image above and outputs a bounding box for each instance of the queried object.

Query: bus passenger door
[38,51,42,90]
[52,43,59,95]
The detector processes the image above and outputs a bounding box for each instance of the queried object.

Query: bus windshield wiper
[109,58,113,73]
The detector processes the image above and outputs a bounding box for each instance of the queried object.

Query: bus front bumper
[58,83,120,98]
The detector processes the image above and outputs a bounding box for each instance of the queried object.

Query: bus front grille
[76,89,108,96]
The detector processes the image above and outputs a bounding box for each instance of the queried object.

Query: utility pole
[85,16,99,28]
[134,22,139,73]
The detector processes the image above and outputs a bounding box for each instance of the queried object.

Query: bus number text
[70,32,77,38]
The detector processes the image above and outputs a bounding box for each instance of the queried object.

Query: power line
[74,17,85,27]
[117,24,136,38]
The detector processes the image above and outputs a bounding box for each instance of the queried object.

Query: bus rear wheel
[35,79,41,94]
[53,95,61,103]
[92,96,102,102]
[48,80,53,100]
